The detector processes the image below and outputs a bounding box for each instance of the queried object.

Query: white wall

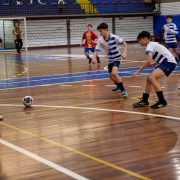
[15,16,153,48]
[161,2,180,15]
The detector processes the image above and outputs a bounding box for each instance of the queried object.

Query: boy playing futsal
[92,23,128,97]
[133,31,177,109]
[164,15,180,63]
[80,24,100,64]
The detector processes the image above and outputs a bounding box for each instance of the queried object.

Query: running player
[80,24,100,64]
[92,23,128,97]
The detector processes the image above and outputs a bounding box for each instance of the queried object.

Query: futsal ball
[23,96,33,107]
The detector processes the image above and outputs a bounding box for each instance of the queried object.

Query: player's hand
[148,62,155,67]
[132,71,138,78]
[122,53,126,59]
[92,59,96,64]
[167,30,172,33]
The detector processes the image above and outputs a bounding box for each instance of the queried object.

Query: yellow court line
[0,121,151,180]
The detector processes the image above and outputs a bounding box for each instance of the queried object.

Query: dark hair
[166,15,172,19]
[137,31,151,40]
[97,23,108,30]
[87,24,92,27]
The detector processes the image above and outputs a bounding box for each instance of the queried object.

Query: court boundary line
[1,103,180,179]
[0,120,151,180]
[0,139,89,180]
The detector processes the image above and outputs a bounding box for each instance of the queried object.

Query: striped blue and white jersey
[163,23,178,43]
[95,34,124,64]
[145,42,176,64]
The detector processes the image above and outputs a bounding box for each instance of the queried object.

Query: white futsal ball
[23,96,33,107]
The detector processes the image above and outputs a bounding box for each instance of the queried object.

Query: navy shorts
[108,61,120,73]
[84,47,95,53]
[166,42,177,49]
[155,61,176,77]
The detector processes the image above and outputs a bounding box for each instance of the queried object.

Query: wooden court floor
[0,44,180,180]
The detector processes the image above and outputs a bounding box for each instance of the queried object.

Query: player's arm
[132,53,152,78]
[168,24,178,34]
[12,28,16,35]
[122,41,127,59]
[80,33,85,46]
[92,50,98,64]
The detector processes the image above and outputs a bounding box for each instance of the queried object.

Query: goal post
[0,17,27,51]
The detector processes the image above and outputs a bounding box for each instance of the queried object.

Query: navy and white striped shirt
[164,23,178,43]
[95,34,124,64]
[145,42,176,64]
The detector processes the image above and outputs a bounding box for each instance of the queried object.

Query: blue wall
[154,15,180,39]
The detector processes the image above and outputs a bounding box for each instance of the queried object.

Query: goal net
[0,17,27,51]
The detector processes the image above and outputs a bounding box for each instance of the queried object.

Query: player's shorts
[108,61,120,73]
[155,61,176,77]
[84,47,95,53]
[166,42,177,49]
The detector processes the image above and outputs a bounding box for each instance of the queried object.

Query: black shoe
[89,59,92,64]
[133,99,149,107]
[150,101,167,109]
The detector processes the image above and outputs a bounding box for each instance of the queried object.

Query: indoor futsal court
[0,42,180,180]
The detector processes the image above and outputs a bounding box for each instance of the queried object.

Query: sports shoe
[89,59,92,64]
[121,90,128,97]
[112,86,119,91]
[150,101,167,109]
[133,99,149,107]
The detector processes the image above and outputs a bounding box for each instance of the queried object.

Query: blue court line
[0,66,180,90]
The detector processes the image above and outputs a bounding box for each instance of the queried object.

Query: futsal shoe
[112,86,119,91]
[133,99,149,107]
[150,101,167,109]
[121,90,128,97]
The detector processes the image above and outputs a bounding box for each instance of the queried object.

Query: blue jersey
[95,34,124,64]
[164,23,178,43]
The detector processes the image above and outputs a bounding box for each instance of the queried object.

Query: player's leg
[84,48,91,64]
[133,77,152,107]
[109,61,128,97]
[91,48,100,63]
[15,40,19,54]
[149,62,176,108]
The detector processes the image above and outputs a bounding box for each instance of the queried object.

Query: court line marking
[1,103,180,179]
[0,138,89,180]
[0,120,151,180]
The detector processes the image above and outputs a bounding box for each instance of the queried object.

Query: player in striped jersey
[133,31,177,109]
[92,23,128,97]
[164,15,180,63]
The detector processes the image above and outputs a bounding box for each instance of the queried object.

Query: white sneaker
[0,115,3,120]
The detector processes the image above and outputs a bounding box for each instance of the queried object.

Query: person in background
[12,21,23,54]
[58,0,64,14]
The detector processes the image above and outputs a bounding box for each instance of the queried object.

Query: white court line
[0,139,89,180]
[129,86,141,88]
[0,104,179,121]
[105,85,115,87]
[83,85,95,87]
[60,85,72,86]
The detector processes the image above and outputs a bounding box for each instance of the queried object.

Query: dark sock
[117,82,125,92]
[156,91,166,103]
[97,57,100,63]
[87,55,91,61]
[142,92,150,102]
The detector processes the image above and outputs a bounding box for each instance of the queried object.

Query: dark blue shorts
[155,61,176,77]
[84,47,95,53]
[166,42,177,49]
[108,61,120,73]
